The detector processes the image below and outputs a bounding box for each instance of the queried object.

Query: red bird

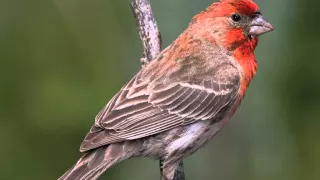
[59,0,273,179]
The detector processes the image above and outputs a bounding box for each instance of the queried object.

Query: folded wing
[80,65,240,152]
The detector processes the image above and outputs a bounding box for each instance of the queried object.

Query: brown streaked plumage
[59,0,273,180]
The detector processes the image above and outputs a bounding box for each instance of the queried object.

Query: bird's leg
[160,161,182,180]
[160,159,164,180]
[173,161,185,180]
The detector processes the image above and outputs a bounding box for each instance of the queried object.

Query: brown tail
[59,143,136,180]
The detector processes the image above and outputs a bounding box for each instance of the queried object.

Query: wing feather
[80,64,241,152]
[151,86,190,106]
[102,103,152,128]
[158,88,194,110]
[177,90,208,117]
[148,84,183,104]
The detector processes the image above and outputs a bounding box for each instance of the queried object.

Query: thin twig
[130,0,185,179]
[131,0,161,65]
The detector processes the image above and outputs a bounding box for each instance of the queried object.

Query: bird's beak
[249,15,274,36]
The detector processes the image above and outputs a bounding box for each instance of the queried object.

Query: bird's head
[192,0,274,51]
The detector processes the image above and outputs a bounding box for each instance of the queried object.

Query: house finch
[59,0,273,179]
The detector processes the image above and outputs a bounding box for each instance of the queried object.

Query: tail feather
[59,143,136,180]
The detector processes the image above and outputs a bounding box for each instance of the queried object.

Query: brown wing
[80,63,241,152]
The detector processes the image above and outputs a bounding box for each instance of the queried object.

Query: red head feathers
[194,0,260,21]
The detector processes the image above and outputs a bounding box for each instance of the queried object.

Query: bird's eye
[254,11,262,16]
[231,14,242,22]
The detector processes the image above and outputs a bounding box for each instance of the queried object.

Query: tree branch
[130,0,185,179]
[131,0,161,66]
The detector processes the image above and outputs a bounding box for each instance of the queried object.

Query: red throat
[235,42,257,96]
[225,29,258,96]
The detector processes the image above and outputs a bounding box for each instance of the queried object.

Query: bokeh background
[0,0,319,179]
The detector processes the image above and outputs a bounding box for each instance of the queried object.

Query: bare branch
[130,0,185,179]
[131,0,162,65]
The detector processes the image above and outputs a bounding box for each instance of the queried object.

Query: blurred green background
[0,0,319,179]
